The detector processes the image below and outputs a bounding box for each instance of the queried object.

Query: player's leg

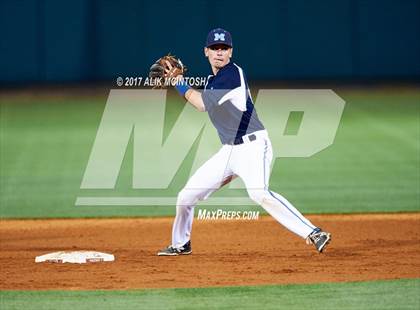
[171,145,234,248]
[232,134,317,239]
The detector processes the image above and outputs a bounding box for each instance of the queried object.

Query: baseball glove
[149,54,187,88]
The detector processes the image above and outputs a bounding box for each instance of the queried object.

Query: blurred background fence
[1,0,420,84]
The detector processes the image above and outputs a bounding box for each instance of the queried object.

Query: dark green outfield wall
[1,0,419,82]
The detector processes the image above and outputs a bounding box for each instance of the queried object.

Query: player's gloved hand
[149,54,187,88]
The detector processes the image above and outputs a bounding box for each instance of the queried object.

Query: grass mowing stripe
[1,89,419,218]
[0,279,419,310]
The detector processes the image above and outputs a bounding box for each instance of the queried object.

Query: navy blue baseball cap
[205,28,233,48]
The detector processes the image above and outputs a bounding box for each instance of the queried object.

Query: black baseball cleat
[157,240,192,256]
[306,228,331,253]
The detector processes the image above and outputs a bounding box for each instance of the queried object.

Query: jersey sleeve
[202,66,242,111]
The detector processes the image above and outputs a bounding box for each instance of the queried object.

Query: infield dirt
[1,214,419,290]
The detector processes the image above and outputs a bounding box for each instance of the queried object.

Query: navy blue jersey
[202,62,264,144]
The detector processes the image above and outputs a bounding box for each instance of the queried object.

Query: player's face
[205,44,233,70]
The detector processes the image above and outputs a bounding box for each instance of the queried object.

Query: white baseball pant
[171,130,317,247]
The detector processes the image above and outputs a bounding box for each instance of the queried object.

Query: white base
[35,251,115,264]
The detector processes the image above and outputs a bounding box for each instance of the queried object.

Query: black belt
[233,134,257,145]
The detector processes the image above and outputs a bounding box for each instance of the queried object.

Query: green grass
[0,279,419,310]
[1,87,419,218]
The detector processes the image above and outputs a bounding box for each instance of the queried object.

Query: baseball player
[156,28,331,256]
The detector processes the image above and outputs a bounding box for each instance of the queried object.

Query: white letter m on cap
[214,33,225,41]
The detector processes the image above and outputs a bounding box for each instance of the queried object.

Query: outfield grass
[0,279,419,310]
[0,87,419,218]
